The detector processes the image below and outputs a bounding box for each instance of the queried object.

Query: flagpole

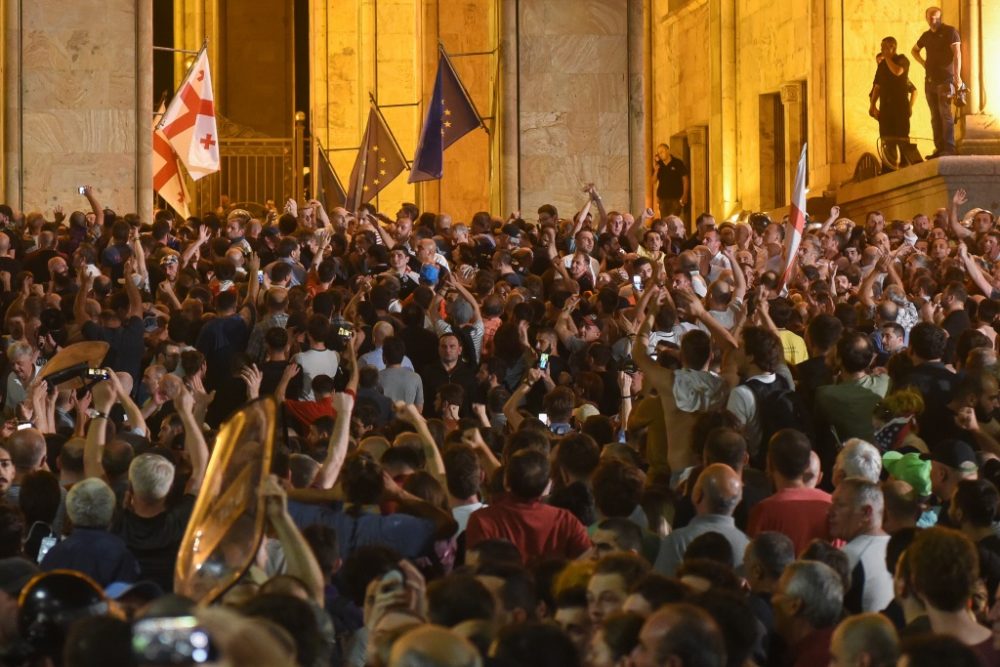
[438,43,488,134]
[155,43,208,131]
[368,93,411,169]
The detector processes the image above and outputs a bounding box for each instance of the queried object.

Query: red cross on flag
[153,103,191,218]
[157,47,220,181]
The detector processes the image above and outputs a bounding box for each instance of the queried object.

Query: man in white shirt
[293,316,340,400]
[828,477,893,613]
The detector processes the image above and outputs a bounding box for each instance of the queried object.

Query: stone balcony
[836,155,1000,221]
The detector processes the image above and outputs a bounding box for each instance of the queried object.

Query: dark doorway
[152,0,175,108]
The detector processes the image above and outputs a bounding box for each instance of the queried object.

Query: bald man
[359,321,414,371]
[829,613,899,667]
[389,625,482,667]
[630,603,726,667]
[654,463,749,576]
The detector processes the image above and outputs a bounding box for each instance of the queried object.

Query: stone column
[687,125,708,227]
[709,0,737,218]
[499,0,519,214]
[958,0,1000,154]
[138,0,153,219]
[627,0,647,213]
[7,0,144,214]
[780,81,805,206]
[3,0,21,208]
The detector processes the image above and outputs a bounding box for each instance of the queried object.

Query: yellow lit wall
[650,0,990,215]
[312,0,419,214]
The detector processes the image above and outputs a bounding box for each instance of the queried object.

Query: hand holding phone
[537,352,550,371]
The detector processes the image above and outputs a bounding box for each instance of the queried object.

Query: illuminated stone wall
[4,0,152,215]
[515,0,632,220]
[308,0,495,223]
[650,0,998,218]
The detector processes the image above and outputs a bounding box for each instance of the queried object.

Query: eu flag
[316,142,346,210]
[409,49,483,183]
[346,104,408,211]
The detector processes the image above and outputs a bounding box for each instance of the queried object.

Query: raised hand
[173,382,195,416]
[262,474,289,521]
[239,364,263,399]
[282,362,301,382]
[953,188,968,207]
[331,391,355,416]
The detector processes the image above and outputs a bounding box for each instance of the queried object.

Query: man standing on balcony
[912,7,962,158]
[870,36,917,170]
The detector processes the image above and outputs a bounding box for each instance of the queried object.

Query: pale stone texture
[517,0,631,219]
[7,0,144,214]
[650,0,991,218]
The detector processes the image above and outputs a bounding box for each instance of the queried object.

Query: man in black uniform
[653,143,689,220]
[869,36,917,170]
[911,6,962,158]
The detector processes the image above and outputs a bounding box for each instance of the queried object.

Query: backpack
[743,374,816,466]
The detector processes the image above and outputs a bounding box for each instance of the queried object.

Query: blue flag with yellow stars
[316,143,346,209]
[346,104,408,211]
[409,49,483,183]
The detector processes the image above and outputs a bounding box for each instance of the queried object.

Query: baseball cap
[159,253,179,266]
[882,451,932,497]
[105,580,164,602]
[0,558,40,596]
[419,264,440,285]
[920,438,978,473]
[573,403,600,423]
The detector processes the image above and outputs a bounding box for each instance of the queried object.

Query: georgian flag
[780,144,808,287]
[153,103,191,218]
[157,47,220,181]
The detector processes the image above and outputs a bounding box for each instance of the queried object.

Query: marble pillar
[4,0,151,216]
[780,81,805,204]
[516,0,631,219]
[499,0,519,215]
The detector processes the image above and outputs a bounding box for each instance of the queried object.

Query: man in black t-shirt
[869,37,916,169]
[652,143,689,220]
[911,7,962,157]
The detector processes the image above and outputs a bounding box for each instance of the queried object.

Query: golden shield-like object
[174,398,276,603]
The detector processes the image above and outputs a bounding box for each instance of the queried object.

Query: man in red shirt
[465,449,591,564]
[748,429,832,555]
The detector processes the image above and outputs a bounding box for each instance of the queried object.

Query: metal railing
[188,115,304,215]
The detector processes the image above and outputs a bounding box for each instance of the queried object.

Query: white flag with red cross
[153,103,191,218]
[157,47,220,181]
[780,143,808,288]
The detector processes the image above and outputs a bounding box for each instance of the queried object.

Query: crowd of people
[1,180,1000,667]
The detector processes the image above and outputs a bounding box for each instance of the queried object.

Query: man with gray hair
[834,438,882,485]
[773,560,844,666]
[829,612,900,667]
[84,380,209,592]
[388,625,482,667]
[828,478,893,613]
[40,478,139,586]
[655,463,749,576]
[3,340,37,417]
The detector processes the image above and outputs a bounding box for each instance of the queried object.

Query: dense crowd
[1,182,1000,667]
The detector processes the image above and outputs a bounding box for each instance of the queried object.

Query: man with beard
[935,371,1000,452]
